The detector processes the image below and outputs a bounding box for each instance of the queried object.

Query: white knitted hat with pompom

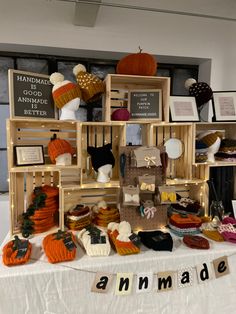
[49,72,81,109]
[73,63,105,103]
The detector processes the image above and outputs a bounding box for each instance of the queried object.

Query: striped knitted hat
[73,64,105,103]
[50,72,81,109]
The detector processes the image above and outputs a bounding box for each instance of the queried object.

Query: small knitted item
[65,205,91,230]
[21,185,59,238]
[48,134,75,164]
[2,236,32,266]
[171,195,201,214]
[92,200,120,227]
[111,109,130,121]
[169,213,202,229]
[87,143,115,172]
[43,230,77,263]
[50,72,81,109]
[77,226,110,256]
[107,221,140,255]
[218,217,236,243]
[185,78,213,108]
[73,64,105,103]
[202,230,224,242]
[183,235,210,249]
[169,223,200,237]
[138,230,173,251]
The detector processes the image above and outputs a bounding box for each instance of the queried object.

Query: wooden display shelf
[103,74,170,123]
[61,186,119,230]
[194,161,236,167]
[80,122,126,184]
[166,178,205,185]
[149,123,193,180]
[9,170,61,235]
[7,118,80,169]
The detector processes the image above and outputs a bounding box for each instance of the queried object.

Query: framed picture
[169,96,199,122]
[212,91,236,121]
[14,145,45,166]
[129,89,162,120]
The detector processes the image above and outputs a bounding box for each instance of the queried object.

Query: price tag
[91,235,106,244]
[129,233,141,246]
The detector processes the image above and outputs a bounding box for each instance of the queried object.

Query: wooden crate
[193,122,236,165]
[7,119,79,170]
[150,123,193,180]
[103,74,170,122]
[80,122,126,186]
[9,170,60,235]
[61,186,119,230]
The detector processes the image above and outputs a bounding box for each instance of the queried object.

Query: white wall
[0,0,236,89]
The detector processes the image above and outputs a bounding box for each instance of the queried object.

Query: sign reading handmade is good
[8,69,56,119]
[129,89,162,120]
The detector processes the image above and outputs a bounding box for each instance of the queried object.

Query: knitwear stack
[169,213,202,237]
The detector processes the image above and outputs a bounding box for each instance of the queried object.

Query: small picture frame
[14,145,45,166]
[169,96,199,122]
[212,91,236,121]
[129,89,162,120]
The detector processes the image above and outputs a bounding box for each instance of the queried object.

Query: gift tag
[63,235,76,251]
[15,240,29,259]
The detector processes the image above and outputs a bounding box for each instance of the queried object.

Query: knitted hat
[111,109,130,121]
[2,236,32,266]
[73,64,105,103]
[87,143,115,172]
[138,230,173,251]
[218,217,236,243]
[107,221,140,255]
[43,230,77,263]
[185,78,213,108]
[48,134,75,164]
[199,132,219,148]
[183,235,210,249]
[77,226,111,257]
[50,72,81,109]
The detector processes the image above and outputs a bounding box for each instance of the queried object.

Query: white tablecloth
[1,233,236,314]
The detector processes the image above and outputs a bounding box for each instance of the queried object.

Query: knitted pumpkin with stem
[2,235,32,266]
[43,230,77,263]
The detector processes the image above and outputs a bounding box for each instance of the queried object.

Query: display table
[1,233,236,314]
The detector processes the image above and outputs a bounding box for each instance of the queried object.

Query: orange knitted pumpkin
[2,236,32,266]
[116,47,157,76]
[43,230,77,263]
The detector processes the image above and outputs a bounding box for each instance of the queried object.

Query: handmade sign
[8,69,56,119]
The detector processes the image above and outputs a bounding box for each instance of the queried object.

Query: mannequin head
[97,164,112,183]
[59,97,80,120]
[55,153,72,166]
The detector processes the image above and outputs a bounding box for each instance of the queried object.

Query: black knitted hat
[138,230,173,251]
[185,78,213,108]
[87,143,115,172]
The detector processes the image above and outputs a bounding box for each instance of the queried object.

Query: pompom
[50,72,64,86]
[97,200,107,209]
[118,221,131,235]
[73,64,87,76]
[185,78,197,90]
[107,222,119,232]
